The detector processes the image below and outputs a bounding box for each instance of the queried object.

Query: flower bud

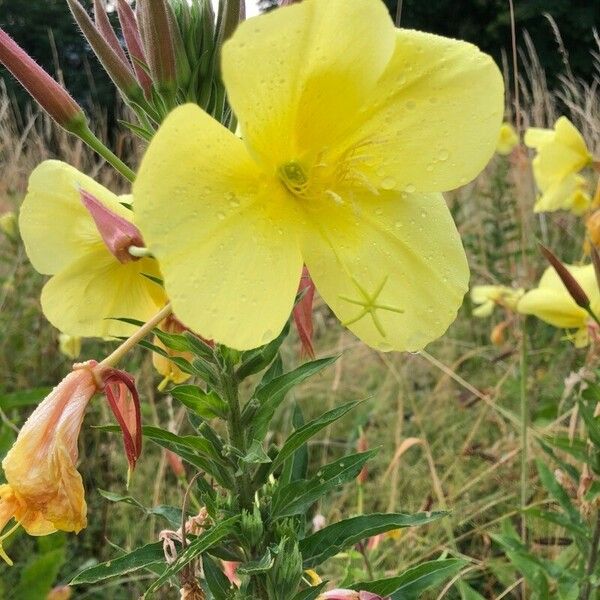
[46,586,72,600]
[66,0,144,104]
[93,0,130,67]
[540,244,590,309]
[490,321,508,346]
[267,538,303,598]
[240,506,264,548]
[0,29,85,131]
[0,211,18,241]
[165,450,185,478]
[80,189,145,263]
[116,0,153,95]
[136,0,178,95]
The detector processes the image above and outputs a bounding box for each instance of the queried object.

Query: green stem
[580,509,600,600]
[70,122,136,182]
[519,317,529,545]
[221,359,253,511]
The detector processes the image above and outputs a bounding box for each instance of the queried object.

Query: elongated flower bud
[293,267,316,358]
[136,0,178,94]
[590,244,600,299]
[66,0,144,104]
[116,0,153,95]
[93,0,130,67]
[80,189,145,263]
[540,244,590,309]
[0,29,85,131]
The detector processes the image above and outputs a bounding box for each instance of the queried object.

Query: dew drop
[217,212,226,220]
[438,149,450,161]
[404,183,416,193]
[381,177,396,190]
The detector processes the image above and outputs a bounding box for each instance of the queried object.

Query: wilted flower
[496,122,519,155]
[471,285,524,317]
[518,264,600,347]
[19,161,167,338]
[135,0,503,352]
[525,117,594,215]
[0,363,98,564]
[0,361,143,564]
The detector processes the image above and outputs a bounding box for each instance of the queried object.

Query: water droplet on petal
[381,177,396,190]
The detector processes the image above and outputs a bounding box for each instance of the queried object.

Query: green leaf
[172,385,228,419]
[237,550,273,575]
[272,450,377,518]
[154,329,190,352]
[241,439,272,464]
[237,321,290,380]
[0,387,51,410]
[271,401,359,473]
[184,332,216,361]
[536,460,583,527]
[280,403,308,485]
[300,512,447,568]
[97,490,183,527]
[291,583,327,600]
[203,555,234,600]
[15,543,66,600]
[350,558,466,598]
[251,356,338,438]
[144,517,238,595]
[579,399,600,448]
[71,542,165,584]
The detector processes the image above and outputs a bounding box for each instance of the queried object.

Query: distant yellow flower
[517,264,600,347]
[0,363,98,565]
[58,333,81,359]
[471,285,524,317]
[135,0,503,352]
[19,161,167,338]
[0,211,17,241]
[496,122,519,155]
[525,117,593,214]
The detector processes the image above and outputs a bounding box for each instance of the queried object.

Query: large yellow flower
[525,117,593,214]
[517,264,600,347]
[134,0,503,351]
[19,161,167,338]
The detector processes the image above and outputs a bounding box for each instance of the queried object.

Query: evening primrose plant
[0,0,504,597]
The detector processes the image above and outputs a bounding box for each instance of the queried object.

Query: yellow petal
[337,29,504,193]
[134,104,303,350]
[518,264,600,330]
[41,250,166,338]
[496,123,519,155]
[534,173,591,214]
[19,160,133,275]
[221,0,395,168]
[300,191,469,351]
[472,300,495,318]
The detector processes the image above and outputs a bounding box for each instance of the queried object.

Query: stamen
[0,520,21,566]
[128,245,153,258]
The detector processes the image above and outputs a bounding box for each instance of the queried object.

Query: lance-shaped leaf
[236,320,290,380]
[71,542,165,584]
[270,401,360,473]
[249,355,338,439]
[272,450,377,518]
[171,385,228,419]
[300,512,447,568]
[292,584,327,600]
[349,559,466,599]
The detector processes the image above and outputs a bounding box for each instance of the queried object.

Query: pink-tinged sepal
[293,266,316,358]
[93,0,130,67]
[0,29,85,130]
[100,368,142,477]
[80,189,144,263]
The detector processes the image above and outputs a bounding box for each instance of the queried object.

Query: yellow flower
[58,333,81,359]
[0,363,98,564]
[525,117,593,214]
[517,264,600,347]
[134,0,503,352]
[19,160,167,338]
[0,211,18,241]
[496,122,519,155]
[471,285,524,317]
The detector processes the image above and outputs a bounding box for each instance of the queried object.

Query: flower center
[278,161,310,197]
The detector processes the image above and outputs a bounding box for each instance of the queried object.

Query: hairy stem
[580,509,600,600]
